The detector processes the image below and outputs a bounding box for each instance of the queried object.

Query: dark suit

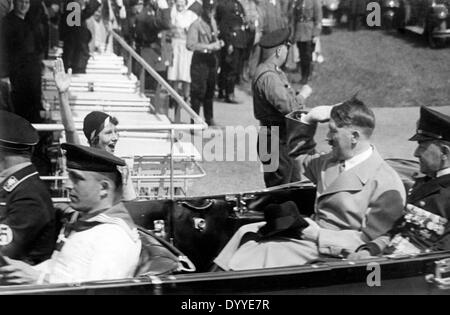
[0,164,55,265]
[60,0,101,73]
[216,0,248,98]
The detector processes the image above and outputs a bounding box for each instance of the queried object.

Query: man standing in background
[2,0,45,122]
[216,0,249,103]
[291,0,322,85]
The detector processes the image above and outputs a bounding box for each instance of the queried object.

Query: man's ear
[276,46,282,57]
[441,144,450,159]
[99,180,111,198]
[351,129,361,144]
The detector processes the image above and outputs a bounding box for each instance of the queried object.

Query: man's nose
[64,178,73,191]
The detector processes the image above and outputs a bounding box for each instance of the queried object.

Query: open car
[1,159,450,295]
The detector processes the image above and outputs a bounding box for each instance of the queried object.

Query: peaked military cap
[259,28,291,49]
[0,110,39,151]
[409,106,450,142]
[61,143,126,173]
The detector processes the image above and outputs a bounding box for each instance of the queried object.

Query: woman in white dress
[167,0,198,101]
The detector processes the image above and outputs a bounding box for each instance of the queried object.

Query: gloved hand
[347,250,375,261]
[301,105,333,124]
[301,217,321,242]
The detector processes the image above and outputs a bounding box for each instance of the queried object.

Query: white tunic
[34,208,141,284]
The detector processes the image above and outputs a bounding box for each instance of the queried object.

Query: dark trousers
[348,14,365,31]
[62,38,90,74]
[297,41,314,83]
[190,52,217,124]
[9,60,43,123]
[257,124,301,188]
[218,47,244,96]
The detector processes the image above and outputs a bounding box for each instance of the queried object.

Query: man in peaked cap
[351,106,450,258]
[0,143,141,284]
[253,28,312,188]
[0,110,55,265]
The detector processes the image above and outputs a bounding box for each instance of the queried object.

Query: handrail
[41,31,207,199]
[110,31,207,127]
[33,123,206,132]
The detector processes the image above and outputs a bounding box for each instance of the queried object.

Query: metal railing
[37,31,208,199]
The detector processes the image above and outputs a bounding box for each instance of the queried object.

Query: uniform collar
[0,163,37,193]
[57,203,138,250]
[0,162,32,181]
[408,173,450,203]
[79,202,136,230]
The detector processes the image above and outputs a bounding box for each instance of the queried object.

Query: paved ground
[180,28,450,197]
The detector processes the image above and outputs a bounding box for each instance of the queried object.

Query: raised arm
[53,58,81,145]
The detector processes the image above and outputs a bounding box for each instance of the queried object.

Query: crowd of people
[1,0,450,288]
[0,0,326,125]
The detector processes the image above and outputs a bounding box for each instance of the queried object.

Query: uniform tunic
[252,60,303,187]
[0,163,55,265]
[259,0,289,34]
[34,202,141,283]
[186,16,220,124]
[291,0,322,83]
[135,6,171,72]
[364,172,450,255]
[216,0,249,97]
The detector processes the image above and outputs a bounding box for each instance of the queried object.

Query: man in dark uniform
[60,0,101,73]
[186,0,223,126]
[253,28,311,188]
[134,0,171,90]
[2,0,46,123]
[352,107,450,258]
[122,0,143,47]
[216,0,248,103]
[290,0,322,85]
[0,111,55,265]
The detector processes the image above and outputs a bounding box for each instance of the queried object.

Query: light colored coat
[214,121,406,270]
[292,121,406,256]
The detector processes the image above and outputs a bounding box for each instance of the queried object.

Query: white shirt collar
[343,146,373,171]
[437,168,450,178]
